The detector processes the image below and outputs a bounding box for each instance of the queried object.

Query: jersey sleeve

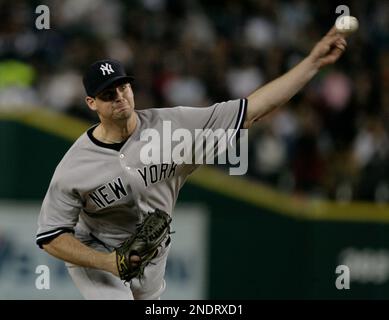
[169,98,247,164]
[173,98,247,133]
[36,174,82,248]
[141,98,247,162]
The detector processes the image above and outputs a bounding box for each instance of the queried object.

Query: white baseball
[335,16,359,34]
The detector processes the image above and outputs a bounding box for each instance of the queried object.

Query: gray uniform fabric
[36,98,247,299]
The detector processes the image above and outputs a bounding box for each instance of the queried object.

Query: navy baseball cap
[82,59,134,97]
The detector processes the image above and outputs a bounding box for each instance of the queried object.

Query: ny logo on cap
[100,63,114,76]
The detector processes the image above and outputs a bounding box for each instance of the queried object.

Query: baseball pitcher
[36,27,347,299]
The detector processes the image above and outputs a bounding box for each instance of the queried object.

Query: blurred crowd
[0,0,388,202]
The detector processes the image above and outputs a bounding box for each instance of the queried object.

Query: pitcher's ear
[85,96,97,111]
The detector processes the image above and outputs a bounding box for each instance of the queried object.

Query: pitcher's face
[86,83,135,121]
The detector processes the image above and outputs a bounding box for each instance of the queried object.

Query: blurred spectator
[0,60,39,109]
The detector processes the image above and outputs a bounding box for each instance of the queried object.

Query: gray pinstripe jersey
[36,98,247,249]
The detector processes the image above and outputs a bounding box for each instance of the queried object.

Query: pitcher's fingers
[326,26,340,36]
[323,34,344,46]
[338,38,347,46]
[335,43,346,52]
[334,37,347,50]
[130,255,141,268]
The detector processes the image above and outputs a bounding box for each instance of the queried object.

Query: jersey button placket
[119,153,131,171]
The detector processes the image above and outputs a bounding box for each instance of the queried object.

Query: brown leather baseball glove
[115,208,172,282]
